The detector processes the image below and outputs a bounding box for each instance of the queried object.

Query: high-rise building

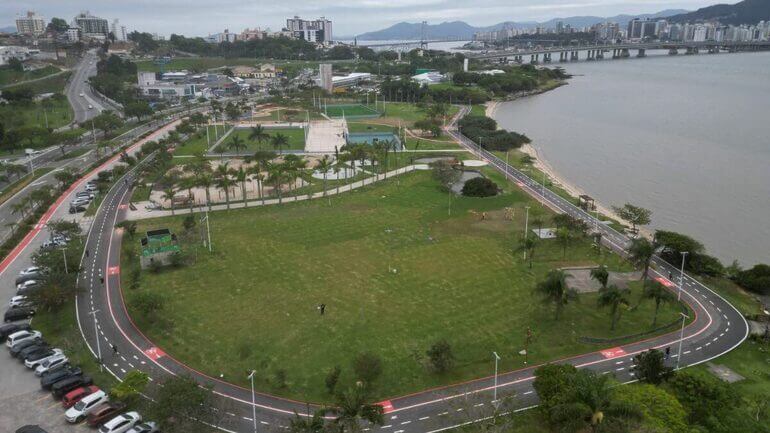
[111,19,127,41]
[286,16,333,44]
[319,63,333,92]
[15,11,46,35]
[73,11,109,37]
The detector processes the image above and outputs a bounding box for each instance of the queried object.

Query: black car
[69,205,87,214]
[0,323,31,342]
[16,343,50,360]
[51,375,92,398]
[40,366,81,390]
[9,338,44,356]
[23,347,56,364]
[16,426,48,433]
[4,306,35,323]
[16,285,41,297]
[15,274,40,285]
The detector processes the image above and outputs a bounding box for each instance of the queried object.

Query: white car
[17,280,39,291]
[65,390,109,423]
[80,92,85,97]
[19,266,40,277]
[71,197,90,207]
[9,295,29,308]
[88,104,93,110]
[85,183,98,192]
[6,330,41,348]
[126,421,158,433]
[25,348,63,368]
[99,411,141,433]
[76,191,95,200]
[35,353,68,376]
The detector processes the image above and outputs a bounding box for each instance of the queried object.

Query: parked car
[17,280,39,291]
[9,295,29,308]
[10,340,46,358]
[126,421,158,433]
[52,375,93,399]
[4,306,35,322]
[6,329,41,348]
[52,235,71,244]
[0,322,31,342]
[85,183,98,192]
[70,205,87,214]
[19,266,40,277]
[65,390,109,423]
[98,411,141,433]
[62,385,100,408]
[18,344,53,362]
[15,273,40,285]
[15,426,48,433]
[25,348,63,368]
[86,403,126,427]
[40,367,82,390]
[35,353,68,376]
[17,285,41,297]
[70,197,90,207]
[76,191,95,200]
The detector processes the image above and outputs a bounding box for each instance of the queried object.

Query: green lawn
[381,102,459,123]
[173,126,218,157]
[0,96,73,134]
[405,136,462,150]
[224,127,305,152]
[0,65,61,87]
[324,104,380,118]
[0,168,53,204]
[135,57,257,73]
[122,170,682,403]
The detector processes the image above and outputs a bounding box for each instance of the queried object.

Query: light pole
[505,150,510,180]
[676,312,689,369]
[492,351,501,403]
[247,370,258,433]
[678,251,688,301]
[61,248,68,274]
[89,309,102,371]
[385,228,393,273]
[523,206,530,260]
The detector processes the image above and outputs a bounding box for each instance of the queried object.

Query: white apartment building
[15,11,46,35]
[286,16,333,44]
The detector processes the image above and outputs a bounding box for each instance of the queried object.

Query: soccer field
[324,103,381,118]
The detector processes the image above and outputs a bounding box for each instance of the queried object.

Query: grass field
[173,126,218,157]
[135,57,258,73]
[0,65,61,87]
[0,168,53,205]
[225,127,305,152]
[324,104,381,118]
[0,96,73,133]
[121,169,684,403]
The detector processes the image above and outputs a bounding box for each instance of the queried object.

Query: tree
[28,274,78,312]
[352,352,382,385]
[326,385,385,433]
[110,370,149,405]
[234,166,249,206]
[516,235,538,269]
[612,203,652,233]
[597,285,630,330]
[48,17,69,33]
[214,163,235,209]
[91,110,124,135]
[425,339,455,373]
[555,227,572,258]
[196,172,214,210]
[642,280,675,326]
[461,177,498,197]
[150,375,221,433]
[654,230,705,268]
[325,365,342,395]
[629,237,656,284]
[590,265,609,289]
[668,371,738,426]
[248,124,269,148]
[316,155,332,199]
[613,384,688,433]
[735,263,770,296]
[271,133,289,154]
[414,117,442,137]
[266,162,286,204]
[125,101,152,121]
[162,185,177,215]
[631,349,674,385]
[535,270,576,320]
[289,407,327,433]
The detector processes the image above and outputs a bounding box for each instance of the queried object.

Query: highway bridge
[353,37,465,51]
[468,40,770,63]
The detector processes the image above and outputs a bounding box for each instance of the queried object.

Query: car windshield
[73,399,87,410]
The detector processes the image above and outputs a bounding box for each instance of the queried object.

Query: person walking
[318,303,326,315]
[111,344,119,356]
[665,346,671,360]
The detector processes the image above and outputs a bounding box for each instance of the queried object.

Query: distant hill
[667,0,770,25]
[0,25,16,34]
[354,9,688,40]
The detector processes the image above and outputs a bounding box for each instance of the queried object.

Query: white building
[205,29,237,44]
[286,16,333,44]
[0,46,31,66]
[66,27,81,41]
[73,11,109,37]
[111,19,127,41]
[411,71,446,85]
[15,11,46,36]
[319,63,333,92]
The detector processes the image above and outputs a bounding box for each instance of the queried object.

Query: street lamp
[523,206,530,260]
[492,351,501,403]
[60,247,68,274]
[676,312,689,370]
[678,251,689,301]
[247,370,258,433]
[89,309,102,372]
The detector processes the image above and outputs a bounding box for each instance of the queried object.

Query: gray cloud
[3,0,718,37]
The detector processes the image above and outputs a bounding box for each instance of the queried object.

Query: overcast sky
[4,0,723,37]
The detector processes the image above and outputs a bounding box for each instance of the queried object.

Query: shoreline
[485,93,650,239]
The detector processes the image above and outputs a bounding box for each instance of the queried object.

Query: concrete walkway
[126,164,429,220]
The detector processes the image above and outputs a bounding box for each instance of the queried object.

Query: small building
[232,65,259,78]
[140,229,180,269]
[411,71,446,85]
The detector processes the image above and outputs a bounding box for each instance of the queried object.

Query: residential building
[319,63,333,92]
[73,11,109,37]
[240,28,266,41]
[15,11,46,36]
[0,46,32,66]
[66,27,81,41]
[111,19,127,41]
[205,29,237,44]
[286,16,333,44]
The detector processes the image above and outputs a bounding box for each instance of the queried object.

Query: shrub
[462,177,498,197]
[735,264,770,295]
[325,365,342,394]
[353,352,382,385]
[425,340,455,373]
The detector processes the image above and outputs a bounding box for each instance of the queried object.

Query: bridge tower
[420,21,428,50]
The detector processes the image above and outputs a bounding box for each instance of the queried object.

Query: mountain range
[667,0,770,25]
[352,9,688,40]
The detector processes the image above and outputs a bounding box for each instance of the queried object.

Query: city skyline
[1,0,732,37]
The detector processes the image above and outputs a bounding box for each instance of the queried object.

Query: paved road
[65,51,106,124]
[0,107,750,433]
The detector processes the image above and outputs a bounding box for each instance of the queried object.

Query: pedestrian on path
[112,344,119,355]
[318,303,326,315]
[99,269,104,285]
[85,249,89,257]
[665,346,671,360]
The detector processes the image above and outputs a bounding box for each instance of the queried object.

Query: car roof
[15,426,48,433]
[81,389,106,402]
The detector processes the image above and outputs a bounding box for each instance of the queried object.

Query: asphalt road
[0,107,751,433]
[65,51,106,125]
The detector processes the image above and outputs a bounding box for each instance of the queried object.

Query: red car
[62,385,100,408]
[86,402,126,427]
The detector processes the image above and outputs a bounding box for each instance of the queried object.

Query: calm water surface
[493,51,770,266]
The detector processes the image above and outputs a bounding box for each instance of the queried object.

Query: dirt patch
[564,268,643,293]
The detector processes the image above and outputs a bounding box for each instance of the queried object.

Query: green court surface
[324,103,381,118]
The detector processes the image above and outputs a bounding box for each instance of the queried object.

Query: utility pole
[492,351,501,403]
[247,370,258,433]
[523,206,530,259]
[678,251,688,301]
[61,248,68,274]
[89,309,102,371]
[676,312,689,369]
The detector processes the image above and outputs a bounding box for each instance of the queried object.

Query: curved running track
[18,109,745,432]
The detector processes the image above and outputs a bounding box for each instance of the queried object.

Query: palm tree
[271,133,289,155]
[550,370,642,431]
[267,162,286,204]
[326,385,384,433]
[590,265,609,290]
[629,237,656,284]
[234,166,249,206]
[642,281,675,326]
[516,235,538,269]
[556,227,572,258]
[288,407,326,433]
[597,285,630,330]
[178,176,197,213]
[227,135,246,157]
[248,124,269,150]
[535,270,576,320]
[316,155,332,199]
[196,172,214,210]
[162,186,177,215]
[214,163,235,209]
